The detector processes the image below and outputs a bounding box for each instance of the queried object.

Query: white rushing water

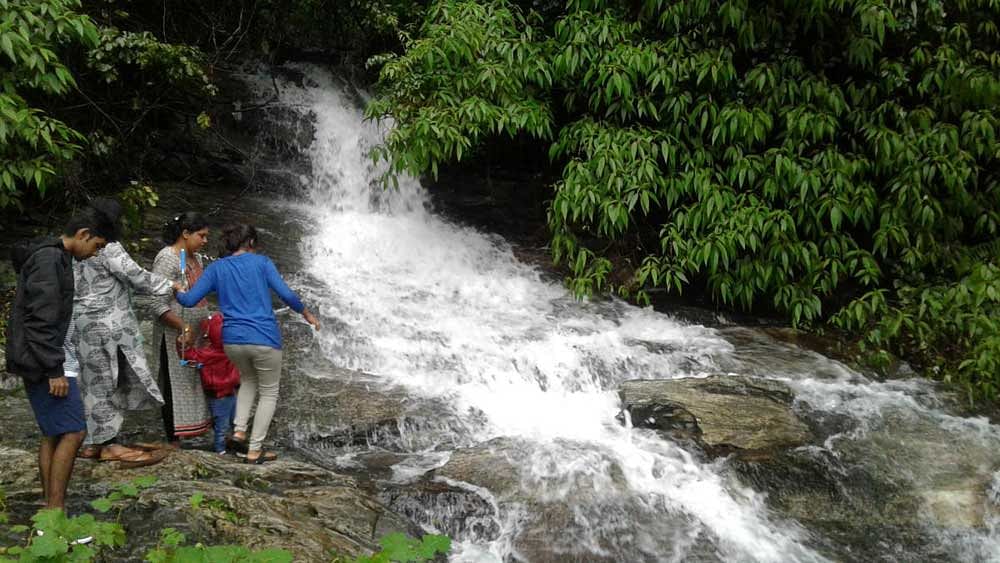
[255,65,1000,562]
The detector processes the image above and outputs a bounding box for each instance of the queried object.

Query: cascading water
[250,65,1000,562]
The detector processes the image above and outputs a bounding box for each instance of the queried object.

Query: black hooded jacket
[4,237,74,383]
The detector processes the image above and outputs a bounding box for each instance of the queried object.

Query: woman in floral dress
[74,201,180,465]
[150,212,213,445]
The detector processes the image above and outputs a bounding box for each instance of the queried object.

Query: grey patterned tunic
[149,246,212,438]
[73,242,173,445]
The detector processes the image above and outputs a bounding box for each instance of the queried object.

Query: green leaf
[189,492,204,509]
[161,527,186,548]
[68,543,96,562]
[133,475,158,488]
[29,533,68,558]
[252,548,294,563]
[378,533,416,561]
[418,534,451,558]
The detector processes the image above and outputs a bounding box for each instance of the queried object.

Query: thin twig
[73,85,124,138]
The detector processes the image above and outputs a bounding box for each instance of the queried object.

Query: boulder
[379,438,719,563]
[618,376,813,454]
[0,443,421,562]
[272,355,473,454]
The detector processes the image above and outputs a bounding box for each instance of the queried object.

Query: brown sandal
[76,445,101,459]
[129,442,175,452]
[99,446,168,469]
[117,449,168,469]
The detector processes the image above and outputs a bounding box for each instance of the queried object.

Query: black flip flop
[226,437,249,454]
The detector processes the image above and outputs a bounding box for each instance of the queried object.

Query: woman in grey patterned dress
[151,212,213,446]
[73,212,181,464]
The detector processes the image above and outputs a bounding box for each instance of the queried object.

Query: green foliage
[86,28,217,97]
[346,533,451,563]
[186,493,242,525]
[118,181,159,232]
[833,262,1000,400]
[0,479,295,563]
[0,508,126,562]
[366,0,553,183]
[0,0,99,208]
[368,0,1000,400]
[251,0,427,62]
[144,528,292,563]
[89,475,157,516]
[118,181,159,254]
[0,0,220,211]
[0,486,7,526]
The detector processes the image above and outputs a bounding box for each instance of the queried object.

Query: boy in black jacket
[5,201,119,511]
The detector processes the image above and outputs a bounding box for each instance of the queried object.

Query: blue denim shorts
[25,377,86,437]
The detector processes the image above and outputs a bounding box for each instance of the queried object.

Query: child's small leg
[224,395,236,435]
[208,398,227,453]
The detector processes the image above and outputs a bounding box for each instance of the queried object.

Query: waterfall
[248,65,1000,562]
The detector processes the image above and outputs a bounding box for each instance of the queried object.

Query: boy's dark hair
[162,211,209,245]
[63,198,122,242]
[219,223,258,257]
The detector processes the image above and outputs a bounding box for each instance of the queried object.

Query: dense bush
[0,0,99,208]
[0,0,424,214]
[0,0,217,211]
[367,0,1000,400]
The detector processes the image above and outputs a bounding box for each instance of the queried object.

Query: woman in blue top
[176,223,320,463]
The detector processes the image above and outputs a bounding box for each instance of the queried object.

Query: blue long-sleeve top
[176,253,305,349]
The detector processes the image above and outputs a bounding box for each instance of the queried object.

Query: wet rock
[0,387,422,562]
[380,438,597,562]
[0,361,16,392]
[0,263,15,392]
[273,353,474,454]
[380,478,503,545]
[0,441,421,561]
[727,432,1000,562]
[0,389,34,448]
[920,478,992,529]
[380,438,719,563]
[619,376,813,455]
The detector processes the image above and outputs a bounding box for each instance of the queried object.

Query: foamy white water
[248,65,1000,562]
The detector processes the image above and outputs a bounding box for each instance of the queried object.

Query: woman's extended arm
[104,242,177,295]
[264,257,320,330]
[176,265,217,308]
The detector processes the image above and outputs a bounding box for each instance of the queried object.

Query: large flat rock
[619,376,813,453]
[0,444,421,561]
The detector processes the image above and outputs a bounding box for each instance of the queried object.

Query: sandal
[76,445,101,459]
[129,442,174,452]
[243,451,278,465]
[116,449,168,470]
[99,446,168,469]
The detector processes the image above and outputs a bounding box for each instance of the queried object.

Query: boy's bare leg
[38,437,56,505]
[45,430,85,510]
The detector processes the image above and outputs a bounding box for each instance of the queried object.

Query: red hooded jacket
[180,313,240,398]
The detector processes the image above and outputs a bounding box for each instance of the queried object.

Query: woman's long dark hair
[162,212,208,245]
[219,223,257,257]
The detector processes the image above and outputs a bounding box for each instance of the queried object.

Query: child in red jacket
[179,313,240,454]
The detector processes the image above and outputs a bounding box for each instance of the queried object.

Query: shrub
[367,0,1000,400]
